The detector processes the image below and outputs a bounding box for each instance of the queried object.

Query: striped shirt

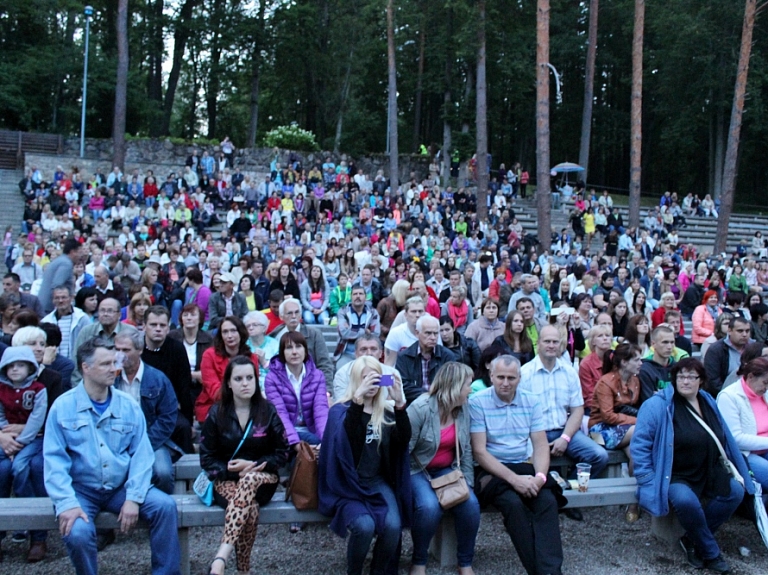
[57,313,74,359]
[469,386,545,464]
[519,356,584,431]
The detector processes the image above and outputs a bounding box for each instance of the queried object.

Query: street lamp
[80,5,94,158]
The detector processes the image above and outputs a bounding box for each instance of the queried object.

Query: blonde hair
[391,280,411,307]
[340,356,393,439]
[429,362,473,423]
[587,324,612,348]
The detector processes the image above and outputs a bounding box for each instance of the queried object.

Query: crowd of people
[1,152,767,575]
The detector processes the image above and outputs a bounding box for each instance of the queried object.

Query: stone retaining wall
[26,137,433,184]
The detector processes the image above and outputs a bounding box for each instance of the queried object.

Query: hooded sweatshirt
[0,346,46,445]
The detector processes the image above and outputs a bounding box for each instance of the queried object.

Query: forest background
[1,0,767,207]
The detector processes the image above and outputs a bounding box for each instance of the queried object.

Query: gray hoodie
[0,346,46,445]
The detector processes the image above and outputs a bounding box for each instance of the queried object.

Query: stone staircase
[511,195,764,255]
[0,169,25,271]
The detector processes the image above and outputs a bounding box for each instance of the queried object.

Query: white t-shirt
[384,323,419,353]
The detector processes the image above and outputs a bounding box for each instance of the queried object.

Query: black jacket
[396,342,457,405]
[704,338,737,397]
[680,284,705,316]
[200,402,290,500]
[445,334,481,372]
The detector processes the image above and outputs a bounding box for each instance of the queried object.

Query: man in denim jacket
[43,337,181,575]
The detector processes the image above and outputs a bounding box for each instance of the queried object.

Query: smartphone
[379,374,394,387]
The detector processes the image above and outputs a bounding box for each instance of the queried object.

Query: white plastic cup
[576,463,591,492]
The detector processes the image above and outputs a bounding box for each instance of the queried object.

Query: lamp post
[80,5,94,158]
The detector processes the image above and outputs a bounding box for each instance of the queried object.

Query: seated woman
[123,292,151,331]
[464,298,505,352]
[264,331,328,449]
[624,315,651,357]
[299,264,330,325]
[579,325,613,413]
[440,286,471,337]
[439,316,480,373]
[200,356,290,575]
[717,356,768,495]
[589,343,642,522]
[169,304,213,402]
[692,290,721,346]
[318,356,410,575]
[196,316,257,424]
[492,310,534,367]
[631,358,752,573]
[243,311,280,388]
[407,362,480,575]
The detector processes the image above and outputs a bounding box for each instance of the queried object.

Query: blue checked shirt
[469,386,545,464]
[519,356,584,431]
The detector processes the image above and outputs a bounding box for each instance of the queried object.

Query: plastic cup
[576,463,591,492]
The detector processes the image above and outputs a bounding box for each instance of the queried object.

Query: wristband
[535,472,547,483]
[560,433,571,443]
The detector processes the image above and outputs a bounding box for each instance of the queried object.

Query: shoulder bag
[285,441,319,510]
[685,406,745,487]
[420,421,470,510]
[194,420,253,506]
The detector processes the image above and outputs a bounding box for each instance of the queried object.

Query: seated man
[334,285,381,370]
[519,325,608,521]
[114,331,180,494]
[332,334,398,402]
[396,314,456,405]
[470,355,564,575]
[43,337,181,575]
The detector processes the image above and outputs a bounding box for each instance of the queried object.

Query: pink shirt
[428,423,456,470]
[743,379,768,455]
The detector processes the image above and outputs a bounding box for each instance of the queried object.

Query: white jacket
[716,379,768,456]
[42,306,91,361]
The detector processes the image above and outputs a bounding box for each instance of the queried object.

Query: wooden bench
[430,477,639,567]
[0,493,329,575]
[550,449,629,479]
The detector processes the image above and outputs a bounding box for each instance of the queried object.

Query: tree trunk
[334,51,354,154]
[386,0,399,194]
[715,0,758,254]
[462,66,473,134]
[578,0,599,183]
[476,0,489,221]
[628,0,644,228]
[412,28,426,153]
[536,0,552,251]
[112,0,129,170]
[162,0,201,136]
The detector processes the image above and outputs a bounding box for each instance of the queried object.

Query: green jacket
[329,285,351,316]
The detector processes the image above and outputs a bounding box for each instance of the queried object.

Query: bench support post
[651,512,683,545]
[429,515,457,568]
[179,526,190,575]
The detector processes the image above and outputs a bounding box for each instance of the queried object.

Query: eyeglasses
[677,374,700,382]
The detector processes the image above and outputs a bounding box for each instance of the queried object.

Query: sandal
[290,522,304,533]
[209,556,226,575]
[625,504,640,523]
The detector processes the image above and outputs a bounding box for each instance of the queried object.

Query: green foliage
[262,125,319,151]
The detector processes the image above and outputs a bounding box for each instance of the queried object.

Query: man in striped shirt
[470,355,564,575]
[41,285,91,361]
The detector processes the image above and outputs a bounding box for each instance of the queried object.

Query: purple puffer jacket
[265,355,329,445]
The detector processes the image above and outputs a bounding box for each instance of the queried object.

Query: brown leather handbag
[425,424,470,510]
[285,441,319,510]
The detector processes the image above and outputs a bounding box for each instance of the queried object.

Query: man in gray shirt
[37,239,83,314]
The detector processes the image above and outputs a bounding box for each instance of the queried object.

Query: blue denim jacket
[43,384,154,516]
[630,386,754,517]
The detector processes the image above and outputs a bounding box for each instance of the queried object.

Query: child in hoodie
[0,346,48,498]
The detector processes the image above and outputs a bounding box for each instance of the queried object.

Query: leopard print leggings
[214,471,279,572]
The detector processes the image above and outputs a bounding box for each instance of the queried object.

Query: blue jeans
[410,469,480,567]
[668,479,744,561]
[170,299,183,327]
[0,439,47,541]
[303,309,329,325]
[145,197,156,208]
[63,485,181,575]
[545,429,608,478]
[748,453,768,493]
[152,447,175,495]
[347,476,401,575]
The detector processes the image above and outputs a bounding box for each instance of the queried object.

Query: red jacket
[195,348,258,423]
